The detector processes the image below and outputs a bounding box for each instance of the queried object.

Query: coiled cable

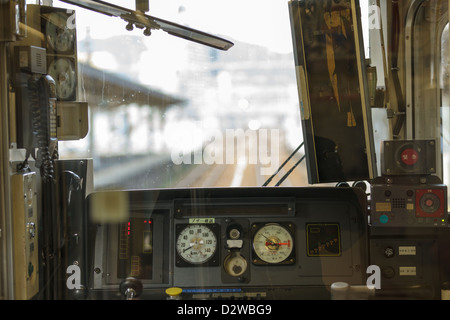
[28,75,55,183]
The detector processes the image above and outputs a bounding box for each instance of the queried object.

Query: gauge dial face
[176,224,218,265]
[252,223,295,265]
[45,12,75,53]
[48,58,76,100]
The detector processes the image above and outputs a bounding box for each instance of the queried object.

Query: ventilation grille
[392,198,406,209]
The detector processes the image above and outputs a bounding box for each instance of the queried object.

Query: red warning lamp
[400,148,419,166]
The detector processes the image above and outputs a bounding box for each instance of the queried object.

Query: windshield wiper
[262,141,304,187]
[60,0,234,51]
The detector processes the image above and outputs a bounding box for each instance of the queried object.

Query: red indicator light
[401,148,419,166]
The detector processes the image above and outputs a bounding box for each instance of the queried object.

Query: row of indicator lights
[378,214,445,224]
[127,220,153,235]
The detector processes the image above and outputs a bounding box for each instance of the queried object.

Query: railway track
[174,144,308,188]
[93,130,309,190]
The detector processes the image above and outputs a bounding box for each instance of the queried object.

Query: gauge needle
[183,238,203,252]
[260,234,277,245]
[260,234,290,247]
[265,241,290,246]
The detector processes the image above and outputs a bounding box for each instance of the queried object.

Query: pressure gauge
[176,224,219,266]
[252,223,295,265]
[45,11,76,53]
[47,57,76,100]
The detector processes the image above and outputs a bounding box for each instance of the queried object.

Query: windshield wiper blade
[262,141,304,187]
[60,0,234,51]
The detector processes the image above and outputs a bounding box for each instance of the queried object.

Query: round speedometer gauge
[176,224,218,266]
[252,223,295,265]
[45,11,76,53]
[48,58,76,100]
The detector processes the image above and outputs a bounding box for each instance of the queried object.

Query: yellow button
[166,287,182,297]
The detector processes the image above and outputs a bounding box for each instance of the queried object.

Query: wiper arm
[60,0,234,51]
[274,155,305,186]
[262,141,304,186]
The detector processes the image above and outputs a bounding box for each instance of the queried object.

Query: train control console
[86,187,370,300]
[369,140,450,299]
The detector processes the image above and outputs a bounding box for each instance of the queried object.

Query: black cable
[29,74,57,298]
[29,75,54,182]
[262,141,304,186]
[390,0,405,137]
[37,76,55,183]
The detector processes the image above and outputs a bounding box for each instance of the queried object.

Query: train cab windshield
[56,0,304,190]
[1,0,450,304]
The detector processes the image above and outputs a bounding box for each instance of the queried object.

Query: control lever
[120,277,143,300]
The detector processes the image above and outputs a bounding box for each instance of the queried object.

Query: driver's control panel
[88,187,369,300]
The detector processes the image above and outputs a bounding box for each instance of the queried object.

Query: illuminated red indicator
[401,148,419,166]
